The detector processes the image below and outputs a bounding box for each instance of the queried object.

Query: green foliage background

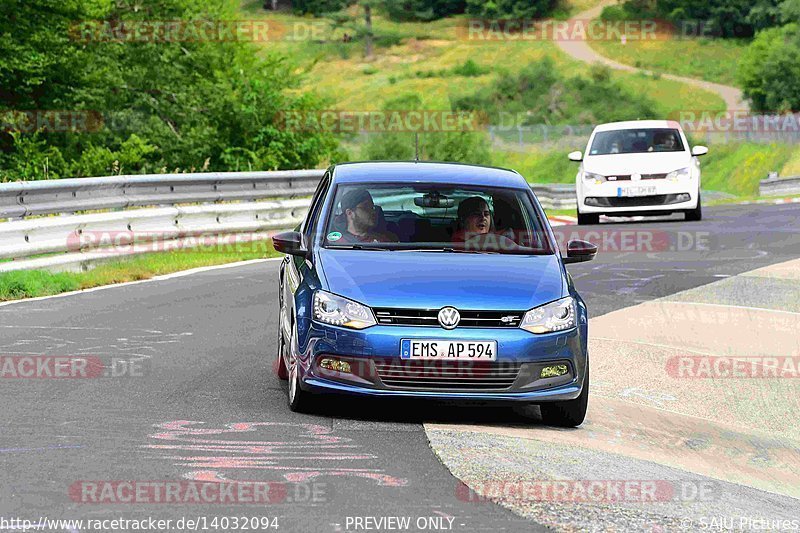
[0,0,341,181]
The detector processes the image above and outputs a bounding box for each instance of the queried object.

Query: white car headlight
[313,290,376,329]
[583,171,605,183]
[520,297,576,334]
[666,167,691,180]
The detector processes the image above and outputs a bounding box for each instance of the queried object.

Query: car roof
[330,161,529,188]
[593,120,682,132]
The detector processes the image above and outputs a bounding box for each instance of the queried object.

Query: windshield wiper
[397,246,500,254]
[327,244,393,251]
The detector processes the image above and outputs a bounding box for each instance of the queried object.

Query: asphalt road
[0,202,798,532]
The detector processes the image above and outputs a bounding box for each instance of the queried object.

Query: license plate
[618,186,657,197]
[400,340,497,360]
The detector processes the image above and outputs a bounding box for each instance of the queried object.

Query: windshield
[589,128,685,155]
[322,183,554,255]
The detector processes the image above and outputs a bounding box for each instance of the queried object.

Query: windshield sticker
[327,231,342,242]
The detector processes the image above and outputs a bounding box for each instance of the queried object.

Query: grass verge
[0,246,281,302]
[701,143,796,196]
[243,6,726,116]
[589,38,748,87]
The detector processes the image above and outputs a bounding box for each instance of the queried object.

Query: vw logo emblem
[631,173,642,181]
[438,307,460,329]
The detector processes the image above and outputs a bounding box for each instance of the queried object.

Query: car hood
[316,249,566,311]
[583,152,691,176]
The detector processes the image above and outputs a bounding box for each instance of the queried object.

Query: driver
[653,131,677,151]
[336,188,398,244]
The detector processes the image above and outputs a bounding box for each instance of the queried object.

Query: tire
[577,213,600,225]
[685,194,702,221]
[287,328,316,413]
[539,361,589,427]
[275,323,289,380]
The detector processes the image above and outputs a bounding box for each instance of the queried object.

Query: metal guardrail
[0,170,324,219]
[0,170,577,272]
[530,183,576,210]
[759,175,800,197]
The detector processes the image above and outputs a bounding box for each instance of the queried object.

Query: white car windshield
[589,128,685,155]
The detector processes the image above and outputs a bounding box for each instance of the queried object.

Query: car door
[280,172,331,341]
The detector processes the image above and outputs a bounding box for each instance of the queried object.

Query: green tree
[465,0,557,18]
[383,0,466,21]
[603,0,787,37]
[0,0,340,181]
[738,23,800,111]
[291,0,354,15]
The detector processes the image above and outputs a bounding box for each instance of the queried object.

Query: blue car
[273,162,597,427]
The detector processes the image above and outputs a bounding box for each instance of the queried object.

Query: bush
[452,59,489,77]
[738,23,800,111]
[451,58,656,127]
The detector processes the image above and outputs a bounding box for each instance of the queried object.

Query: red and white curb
[741,197,800,205]
[547,216,578,226]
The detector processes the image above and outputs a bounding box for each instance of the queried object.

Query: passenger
[335,189,398,244]
[452,196,517,251]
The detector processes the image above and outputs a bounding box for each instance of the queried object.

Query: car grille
[606,194,670,207]
[373,308,522,328]
[373,360,522,391]
[606,173,667,181]
[588,194,689,208]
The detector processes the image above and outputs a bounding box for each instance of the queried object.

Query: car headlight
[583,171,605,183]
[666,167,691,180]
[313,291,376,329]
[520,296,576,334]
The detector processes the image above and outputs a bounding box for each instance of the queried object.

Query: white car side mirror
[691,146,708,156]
[568,151,583,162]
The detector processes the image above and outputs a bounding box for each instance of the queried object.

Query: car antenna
[414,133,419,162]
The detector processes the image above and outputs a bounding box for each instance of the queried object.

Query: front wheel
[577,213,600,225]
[539,361,589,427]
[287,332,316,413]
[275,324,289,380]
[685,194,702,221]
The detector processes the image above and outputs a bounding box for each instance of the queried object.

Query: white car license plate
[400,340,497,361]
[618,186,657,197]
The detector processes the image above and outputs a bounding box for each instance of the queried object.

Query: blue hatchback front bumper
[294,320,588,403]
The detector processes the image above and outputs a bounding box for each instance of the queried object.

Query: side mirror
[691,145,708,156]
[272,231,308,258]
[563,239,597,264]
[568,150,583,162]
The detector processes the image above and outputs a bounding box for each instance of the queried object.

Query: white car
[569,120,708,225]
